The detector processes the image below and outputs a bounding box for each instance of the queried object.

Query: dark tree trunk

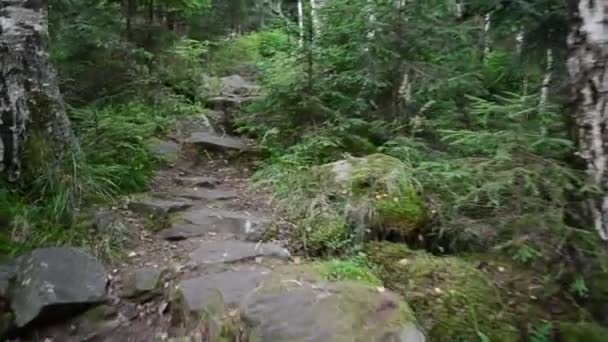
[567,0,608,241]
[126,0,136,39]
[0,0,77,182]
[148,0,154,24]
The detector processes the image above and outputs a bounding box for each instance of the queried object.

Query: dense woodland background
[3,0,608,340]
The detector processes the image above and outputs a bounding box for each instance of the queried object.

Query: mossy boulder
[240,264,425,342]
[317,154,425,240]
[365,242,518,341]
[558,322,608,342]
[171,262,425,342]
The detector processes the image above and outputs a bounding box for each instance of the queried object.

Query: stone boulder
[10,247,108,327]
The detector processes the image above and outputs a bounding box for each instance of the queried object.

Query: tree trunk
[297,0,304,47]
[481,12,492,60]
[126,0,136,38]
[0,0,77,182]
[567,0,608,241]
[539,48,553,108]
[148,0,154,24]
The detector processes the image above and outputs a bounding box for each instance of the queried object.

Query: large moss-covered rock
[365,242,518,341]
[240,264,425,342]
[558,322,608,342]
[317,154,425,239]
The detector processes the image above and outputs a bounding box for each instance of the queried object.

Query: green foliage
[210,30,293,75]
[530,321,553,342]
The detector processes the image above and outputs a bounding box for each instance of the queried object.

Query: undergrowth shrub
[0,100,189,256]
[210,30,293,76]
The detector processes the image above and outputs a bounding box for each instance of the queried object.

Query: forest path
[13,75,425,342]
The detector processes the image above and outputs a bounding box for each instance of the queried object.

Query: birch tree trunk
[310,0,318,36]
[539,48,553,108]
[297,0,304,47]
[481,13,492,60]
[0,0,77,182]
[567,0,608,241]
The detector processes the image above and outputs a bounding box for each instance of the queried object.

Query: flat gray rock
[128,195,192,216]
[220,74,258,96]
[184,132,250,151]
[121,267,163,300]
[146,139,180,163]
[189,241,290,265]
[176,114,215,139]
[174,176,221,188]
[176,268,270,315]
[158,209,268,241]
[92,209,135,246]
[170,188,237,202]
[10,247,108,327]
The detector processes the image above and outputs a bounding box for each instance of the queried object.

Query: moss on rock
[365,242,518,341]
[558,322,608,342]
[317,153,425,239]
[240,264,424,341]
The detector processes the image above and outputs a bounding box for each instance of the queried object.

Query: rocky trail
[0,75,425,342]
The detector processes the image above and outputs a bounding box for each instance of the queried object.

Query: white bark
[515,28,524,57]
[297,0,304,47]
[310,0,318,36]
[367,0,376,41]
[567,0,608,241]
[482,13,492,59]
[0,0,77,182]
[539,48,553,108]
[455,1,464,19]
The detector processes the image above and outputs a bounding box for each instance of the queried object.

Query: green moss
[558,322,608,342]
[314,259,382,286]
[365,242,518,342]
[587,272,608,320]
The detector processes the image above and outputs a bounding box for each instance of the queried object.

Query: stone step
[169,188,237,202]
[176,268,270,316]
[184,132,251,151]
[128,195,193,216]
[173,176,221,188]
[189,240,290,265]
[158,208,268,241]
